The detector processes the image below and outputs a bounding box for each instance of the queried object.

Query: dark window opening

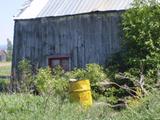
[48,55,70,71]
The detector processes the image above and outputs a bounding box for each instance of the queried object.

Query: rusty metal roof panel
[14,0,133,20]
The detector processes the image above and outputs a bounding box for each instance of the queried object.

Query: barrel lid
[69,79,77,82]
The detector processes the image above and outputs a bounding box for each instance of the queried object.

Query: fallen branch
[94,102,127,109]
[100,81,138,98]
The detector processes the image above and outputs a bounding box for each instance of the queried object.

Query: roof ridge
[16,0,34,18]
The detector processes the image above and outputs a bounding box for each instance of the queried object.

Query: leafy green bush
[105,0,160,100]
[67,64,107,100]
[68,64,106,84]
[67,68,86,80]
[34,67,54,95]
[86,64,107,86]
[17,60,69,98]
[67,64,135,104]
[18,59,32,92]
[52,66,69,99]
[104,87,119,104]
[121,0,160,84]
[0,79,10,92]
[34,66,69,99]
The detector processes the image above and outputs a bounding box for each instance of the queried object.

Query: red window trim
[48,54,70,70]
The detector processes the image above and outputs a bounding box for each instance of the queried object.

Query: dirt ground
[0,62,11,67]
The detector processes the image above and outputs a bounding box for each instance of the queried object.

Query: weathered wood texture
[12,11,122,74]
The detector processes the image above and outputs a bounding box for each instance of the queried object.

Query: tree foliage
[121,0,160,84]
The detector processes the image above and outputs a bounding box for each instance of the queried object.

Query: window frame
[48,54,70,71]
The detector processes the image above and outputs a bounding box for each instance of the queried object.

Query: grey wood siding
[12,11,122,76]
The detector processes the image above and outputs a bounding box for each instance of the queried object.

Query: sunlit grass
[0,92,159,120]
[0,62,160,120]
[0,62,11,91]
[0,62,11,76]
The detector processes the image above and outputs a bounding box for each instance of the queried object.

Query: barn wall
[12,11,123,74]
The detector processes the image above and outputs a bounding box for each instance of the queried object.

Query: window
[48,55,70,71]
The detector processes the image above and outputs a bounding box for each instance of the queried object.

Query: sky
[0,0,25,46]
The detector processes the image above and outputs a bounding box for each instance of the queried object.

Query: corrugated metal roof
[14,0,133,20]
[16,0,33,17]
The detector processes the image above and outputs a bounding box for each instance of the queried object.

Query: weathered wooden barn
[12,0,132,72]
[0,50,6,62]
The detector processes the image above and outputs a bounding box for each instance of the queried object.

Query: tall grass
[116,91,160,120]
[0,62,11,76]
[0,62,11,91]
[0,62,159,120]
[0,91,159,120]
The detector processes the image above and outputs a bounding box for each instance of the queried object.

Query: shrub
[0,79,10,92]
[105,0,160,99]
[67,64,107,100]
[52,66,69,99]
[18,59,32,92]
[34,66,69,99]
[85,64,107,86]
[17,60,69,98]
[34,67,54,95]
[67,68,86,80]
[68,64,107,85]
[121,0,160,85]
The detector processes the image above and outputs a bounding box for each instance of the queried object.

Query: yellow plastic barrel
[69,79,92,107]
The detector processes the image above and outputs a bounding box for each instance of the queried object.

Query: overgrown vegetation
[17,60,107,101]
[0,62,11,92]
[0,63,11,76]
[67,64,107,100]
[121,0,160,87]
[34,66,69,99]
[0,0,160,119]
[14,0,160,106]
[0,91,159,120]
[106,0,160,101]
[18,59,32,92]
